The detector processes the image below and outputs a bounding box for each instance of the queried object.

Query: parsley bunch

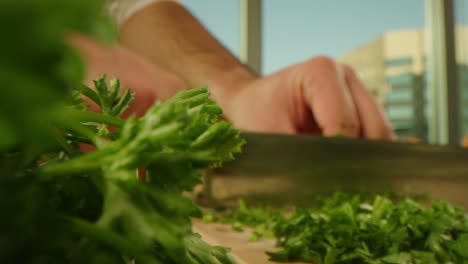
[0,1,243,263]
[1,76,244,263]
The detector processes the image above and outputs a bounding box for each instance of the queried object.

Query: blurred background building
[339,26,468,140]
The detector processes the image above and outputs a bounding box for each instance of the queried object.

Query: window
[455,0,468,140]
[183,0,240,57]
[179,1,467,144]
[262,0,426,140]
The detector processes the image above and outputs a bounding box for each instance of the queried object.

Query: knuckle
[300,56,340,88]
[303,55,337,71]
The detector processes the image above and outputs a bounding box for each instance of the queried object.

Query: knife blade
[208,132,468,207]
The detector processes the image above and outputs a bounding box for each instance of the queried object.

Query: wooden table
[193,220,308,264]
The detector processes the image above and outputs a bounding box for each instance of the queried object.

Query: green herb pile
[210,194,468,263]
[0,1,243,263]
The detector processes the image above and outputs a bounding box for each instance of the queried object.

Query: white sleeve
[107,0,181,28]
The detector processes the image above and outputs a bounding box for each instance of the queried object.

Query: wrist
[207,65,258,120]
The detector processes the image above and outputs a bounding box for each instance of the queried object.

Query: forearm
[69,33,185,115]
[118,1,257,114]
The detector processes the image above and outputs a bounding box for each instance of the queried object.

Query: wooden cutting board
[193,220,308,264]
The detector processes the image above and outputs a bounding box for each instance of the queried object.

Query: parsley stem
[64,108,125,128]
[53,132,78,157]
[55,117,102,146]
[40,147,116,177]
[67,216,159,264]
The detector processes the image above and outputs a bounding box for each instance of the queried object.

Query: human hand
[213,56,395,140]
[69,33,185,116]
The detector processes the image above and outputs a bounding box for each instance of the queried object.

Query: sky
[183,0,467,74]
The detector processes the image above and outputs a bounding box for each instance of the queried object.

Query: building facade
[339,26,468,141]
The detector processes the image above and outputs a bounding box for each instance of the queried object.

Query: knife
[207,132,468,208]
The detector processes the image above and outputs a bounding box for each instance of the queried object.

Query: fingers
[342,65,396,140]
[300,56,361,138]
[298,56,394,140]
